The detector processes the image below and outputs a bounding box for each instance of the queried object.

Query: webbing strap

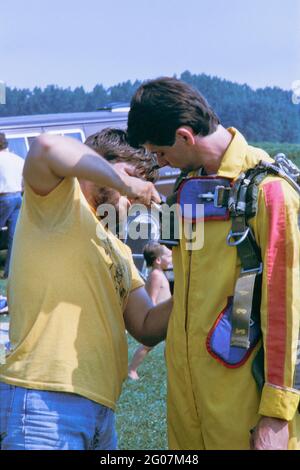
[230,271,259,348]
[229,215,261,271]
[228,217,262,349]
[227,175,263,350]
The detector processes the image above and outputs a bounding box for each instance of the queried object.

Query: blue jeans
[0,193,22,277]
[0,383,117,450]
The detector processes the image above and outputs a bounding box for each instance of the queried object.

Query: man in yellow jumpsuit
[127,77,300,450]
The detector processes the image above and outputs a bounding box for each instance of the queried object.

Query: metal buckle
[240,263,263,275]
[214,185,229,208]
[198,186,230,207]
[197,192,214,202]
[226,227,250,246]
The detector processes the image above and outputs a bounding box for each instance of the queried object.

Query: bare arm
[124,287,173,347]
[145,270,162,305]
[23,134,160,204]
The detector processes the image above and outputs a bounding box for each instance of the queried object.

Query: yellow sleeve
[23,177,76,230]
[251,177,300,420]
[120,243,145,292]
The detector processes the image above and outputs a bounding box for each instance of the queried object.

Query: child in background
[128,241,172,380]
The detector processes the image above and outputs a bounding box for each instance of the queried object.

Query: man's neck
[194,126,233,175]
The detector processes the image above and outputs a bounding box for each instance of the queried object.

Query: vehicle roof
[0,111,128,130]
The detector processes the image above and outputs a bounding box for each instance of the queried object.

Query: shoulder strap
[228,154,300,265]
[228,154,300,349]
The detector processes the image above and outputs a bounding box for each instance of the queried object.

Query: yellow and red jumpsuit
[166,128,300,449]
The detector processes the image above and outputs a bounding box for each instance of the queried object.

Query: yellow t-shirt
[0,177,144,410]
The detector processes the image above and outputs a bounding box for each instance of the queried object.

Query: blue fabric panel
[178,177,230,220]
[209,298,261,366]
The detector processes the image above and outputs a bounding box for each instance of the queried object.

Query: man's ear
[155,256,162,266]
[175,127,195,145]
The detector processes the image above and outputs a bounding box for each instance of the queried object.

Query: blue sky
[1,0,299,91]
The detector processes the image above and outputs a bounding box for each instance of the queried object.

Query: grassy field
[0,280,6,297]
[116,337,167,450]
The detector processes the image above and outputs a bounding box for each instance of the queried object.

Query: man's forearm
[27,134,127,193]
[141,297,173,347]
[24,134,160,203]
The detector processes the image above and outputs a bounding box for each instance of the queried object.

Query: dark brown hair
[83,128,158,215]
[143,241,165,267]
[127,77,220,147]
[85,128,158,182]
[0,132,8,151]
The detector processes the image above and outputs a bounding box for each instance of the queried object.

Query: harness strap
[227,215,261,271]
[227,168,263,349]
[227,213,262,348]
[228,156,300,350]
[230,269,262,348]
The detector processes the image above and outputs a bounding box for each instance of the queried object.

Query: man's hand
[114,162,161,206]
[250,416,289,450]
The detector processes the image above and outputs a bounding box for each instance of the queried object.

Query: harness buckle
[240,263,263,275]
[226,227,250,247]
[214,185,230,208]
[197,186,230,208]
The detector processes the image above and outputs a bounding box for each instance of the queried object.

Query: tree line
[1,71,299,143]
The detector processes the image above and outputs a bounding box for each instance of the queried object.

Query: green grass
[0,251,7,297]
[0,280,6,297]
[116,336,167,450]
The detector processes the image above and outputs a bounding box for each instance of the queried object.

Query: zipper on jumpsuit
[184,223,201,422]
[185,249,192,332]
[184,221,194,331]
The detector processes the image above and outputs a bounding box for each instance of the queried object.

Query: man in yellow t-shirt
[0,129,173,450]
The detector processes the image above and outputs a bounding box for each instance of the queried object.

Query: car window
[63,132,83,142]
[7,137,27,159]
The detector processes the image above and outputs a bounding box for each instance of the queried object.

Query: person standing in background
[128,242,172,380]
[0,133,24,278]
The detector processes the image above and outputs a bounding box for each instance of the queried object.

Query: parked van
[0,110,179,274]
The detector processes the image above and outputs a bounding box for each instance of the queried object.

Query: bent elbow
[140,334,161,348]
[26,134,51,162]
[34,134,53,154]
